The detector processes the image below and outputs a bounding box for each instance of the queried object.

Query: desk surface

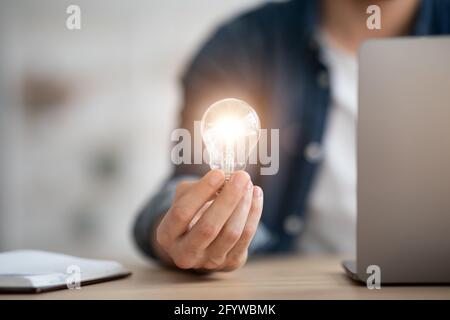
[3,256,450,299]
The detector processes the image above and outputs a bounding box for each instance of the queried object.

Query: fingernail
[231,172,248,189]
[209,170,224,186]
[253,186,263,198]
[246,180,253,191]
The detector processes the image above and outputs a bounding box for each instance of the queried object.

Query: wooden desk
[2,256,450,299]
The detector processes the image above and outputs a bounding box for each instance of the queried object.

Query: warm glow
[201,98,261,177]
[212,116,245,142]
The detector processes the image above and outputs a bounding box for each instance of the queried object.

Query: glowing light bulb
[201,98,261,179]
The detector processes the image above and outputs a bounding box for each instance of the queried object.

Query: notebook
[0,250,131,293]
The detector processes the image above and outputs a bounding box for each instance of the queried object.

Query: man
[134,0,450,271]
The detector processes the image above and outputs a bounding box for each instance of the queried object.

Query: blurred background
[0,0,265,263]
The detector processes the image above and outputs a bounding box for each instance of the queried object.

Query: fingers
[179,171,251,254]
[188,200,212,231]
[220,186,263,272]
[173,180,194,200]
[156,169,261,273]
[203,183,253,268]
[157,170,225,247]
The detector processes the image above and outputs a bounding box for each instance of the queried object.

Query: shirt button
[317,71,329,89]
[304,142,323,163]
[284,214,304,236]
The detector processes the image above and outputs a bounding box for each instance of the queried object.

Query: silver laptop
[343,37,450,284]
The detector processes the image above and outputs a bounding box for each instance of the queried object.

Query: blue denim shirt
[134,0,450,260]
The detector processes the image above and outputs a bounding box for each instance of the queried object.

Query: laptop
[343,37,450,284]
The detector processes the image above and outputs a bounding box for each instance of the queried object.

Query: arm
[133,12,274,269]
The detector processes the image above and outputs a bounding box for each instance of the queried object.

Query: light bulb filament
[201,98,261,178]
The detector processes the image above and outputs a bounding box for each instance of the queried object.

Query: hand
[155,170,263,272]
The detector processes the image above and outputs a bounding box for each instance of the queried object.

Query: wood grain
[2,255,450,299]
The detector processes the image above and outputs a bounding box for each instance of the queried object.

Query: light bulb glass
[201,98,261,178]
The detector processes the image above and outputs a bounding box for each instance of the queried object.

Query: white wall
[0,0,265,262]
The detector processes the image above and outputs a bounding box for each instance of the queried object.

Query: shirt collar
[301,0,435,38]
[411,0,433,35]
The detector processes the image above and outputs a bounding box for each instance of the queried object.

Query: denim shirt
[134,0,450,260]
